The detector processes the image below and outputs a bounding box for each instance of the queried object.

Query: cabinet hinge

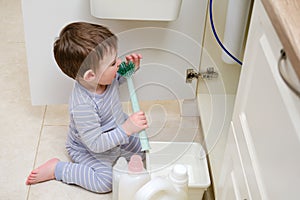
[186,67,219,83]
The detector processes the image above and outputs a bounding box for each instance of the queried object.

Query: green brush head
[118,61,135,78]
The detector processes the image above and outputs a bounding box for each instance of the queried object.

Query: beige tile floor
[0,0,203,199]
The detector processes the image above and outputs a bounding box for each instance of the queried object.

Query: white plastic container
[90,0,182,21]
[112,157,128,200]
[118,155,151,200]
[134,164,188,200]
[147,142,211,199]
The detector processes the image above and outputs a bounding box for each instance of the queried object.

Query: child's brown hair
[53,22,118,79]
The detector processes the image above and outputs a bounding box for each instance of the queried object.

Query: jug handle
[134,177,174,200]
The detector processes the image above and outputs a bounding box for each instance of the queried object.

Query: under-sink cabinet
[214,0,300,199]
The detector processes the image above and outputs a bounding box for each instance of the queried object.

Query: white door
[218,123,251,200]
[22,0,207,105]
[223,0,300,199]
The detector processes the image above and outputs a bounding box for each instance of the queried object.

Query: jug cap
[128,154,144,173]
[113,156,128,172]
[169,164,188,185]
[115,157,127,167]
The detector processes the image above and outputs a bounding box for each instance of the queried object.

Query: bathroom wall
[197,0,243,168]
[197,0,252,198]
[197,0,242,96]
[197,1,240,197]
[22,0,207,105]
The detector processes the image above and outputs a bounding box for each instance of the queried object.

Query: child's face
[96,51,121,85]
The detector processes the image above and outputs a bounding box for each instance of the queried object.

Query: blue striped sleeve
[72,104,129,153]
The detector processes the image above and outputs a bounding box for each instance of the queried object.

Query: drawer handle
[278,49,300,97]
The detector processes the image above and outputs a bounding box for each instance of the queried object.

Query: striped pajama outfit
[54,75,143,193]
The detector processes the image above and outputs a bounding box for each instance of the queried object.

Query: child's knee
[94,183,112,193]
[93,172,113,193]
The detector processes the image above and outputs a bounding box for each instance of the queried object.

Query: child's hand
[125,53,142,71]
[122,111,148,136]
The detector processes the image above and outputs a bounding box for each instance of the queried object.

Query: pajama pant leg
[55,152,113,193]
[55,134,144,193]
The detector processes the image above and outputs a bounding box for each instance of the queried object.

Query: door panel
[234,34,300,200]
[218,124,250,200]
[231,1,300,198]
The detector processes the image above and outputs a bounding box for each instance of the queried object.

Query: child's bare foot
[26,158,60,185]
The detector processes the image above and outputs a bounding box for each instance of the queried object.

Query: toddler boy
[26,22,147,193]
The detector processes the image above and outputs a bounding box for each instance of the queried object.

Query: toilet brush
[118,61,150,151]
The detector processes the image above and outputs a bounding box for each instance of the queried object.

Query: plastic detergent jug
[112,157,128,200]
[134,164,189,200]
[118,155,150,200]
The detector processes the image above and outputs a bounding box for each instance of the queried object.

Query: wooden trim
[262,0,300,80]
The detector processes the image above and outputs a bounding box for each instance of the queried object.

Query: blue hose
[209,0,243,65]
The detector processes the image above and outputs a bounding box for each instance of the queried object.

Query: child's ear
[83,69,96,81]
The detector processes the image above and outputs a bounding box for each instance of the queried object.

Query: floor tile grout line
[26,105,48,200]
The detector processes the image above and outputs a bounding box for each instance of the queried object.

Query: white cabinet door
[218,123,250,200]
[229,0,300,199]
